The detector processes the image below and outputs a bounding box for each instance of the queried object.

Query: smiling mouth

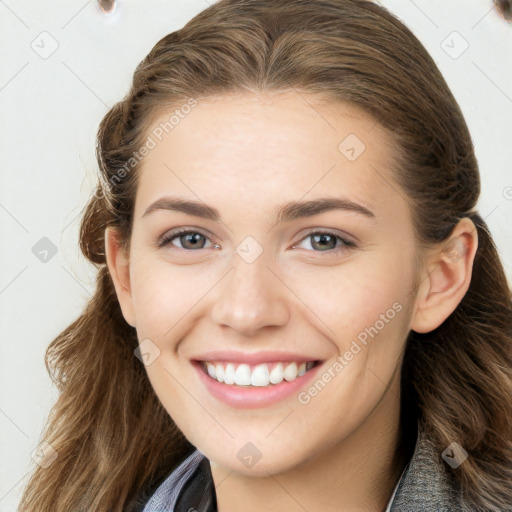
[197,360,321,387]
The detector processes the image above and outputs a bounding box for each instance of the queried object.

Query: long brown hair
[19,0,512,510]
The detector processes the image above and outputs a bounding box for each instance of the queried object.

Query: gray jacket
[132,421,486,511]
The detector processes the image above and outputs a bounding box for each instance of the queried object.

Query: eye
[292,230,357,254]
[158,228,356,254]
[158,229,215,250]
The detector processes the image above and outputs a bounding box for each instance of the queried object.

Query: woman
[19,0,512,510]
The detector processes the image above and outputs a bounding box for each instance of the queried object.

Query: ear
[410,217,478,333]
[104,227,136,328]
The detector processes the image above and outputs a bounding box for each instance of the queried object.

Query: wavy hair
[19,0,512,510]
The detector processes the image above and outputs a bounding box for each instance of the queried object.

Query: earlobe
[104,227,137,328]
[410,217,478,334]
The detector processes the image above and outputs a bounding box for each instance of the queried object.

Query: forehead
[134,91,406,224]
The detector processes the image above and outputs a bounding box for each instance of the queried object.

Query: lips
[191,357,325,408]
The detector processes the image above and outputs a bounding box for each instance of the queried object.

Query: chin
[221,455,298,477]
[203,440,310,478]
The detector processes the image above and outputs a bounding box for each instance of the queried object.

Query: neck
[210,372,411,512]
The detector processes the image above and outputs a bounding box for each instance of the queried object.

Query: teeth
[207,363,216,379]
[203,360,316,387]
[269,362,283,384]
[283,362,298,381]
[251,364,270,386]
[224,363,236,385]
[235,364,251,386]
[215,363,224,383]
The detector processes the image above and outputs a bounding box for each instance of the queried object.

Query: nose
[210,256,290,337]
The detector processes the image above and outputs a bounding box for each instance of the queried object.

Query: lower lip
[192,360,324,409]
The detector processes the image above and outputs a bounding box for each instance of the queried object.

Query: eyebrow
[141,196,376,223]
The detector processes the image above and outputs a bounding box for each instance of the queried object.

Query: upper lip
[191,350,322,365]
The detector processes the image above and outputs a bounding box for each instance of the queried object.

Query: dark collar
[175,455,217,512]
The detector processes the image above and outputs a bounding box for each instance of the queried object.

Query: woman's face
[109,91,423,476]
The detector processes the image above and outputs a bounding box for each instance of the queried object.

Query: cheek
[288,255,411,346]
[295,274,410,433]
[129,259,202,332]
[131,272,172,331]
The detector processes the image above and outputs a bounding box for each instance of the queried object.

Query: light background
[0,1,511,509]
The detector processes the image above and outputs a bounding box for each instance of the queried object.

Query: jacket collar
[390,420,468,511]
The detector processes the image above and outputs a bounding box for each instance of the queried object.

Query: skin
[105,91,478,512]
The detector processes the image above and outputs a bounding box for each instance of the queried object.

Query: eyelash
[157,228,357,254]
